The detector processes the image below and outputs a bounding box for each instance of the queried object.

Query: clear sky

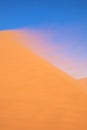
[0,0,87,78]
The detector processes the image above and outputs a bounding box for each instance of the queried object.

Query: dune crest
[0,30,87,130]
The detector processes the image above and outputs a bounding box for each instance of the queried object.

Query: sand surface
[78,78,87,90]
[0,30,87,130]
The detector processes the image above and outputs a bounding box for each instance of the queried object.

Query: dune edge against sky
[0,30,87,130]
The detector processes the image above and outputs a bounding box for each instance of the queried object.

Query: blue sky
[0,0,87,30]
[0,0,87,78]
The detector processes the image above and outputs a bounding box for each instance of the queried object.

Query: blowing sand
[0,30,87,130]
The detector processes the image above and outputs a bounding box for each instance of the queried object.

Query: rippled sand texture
[0,30,87,130]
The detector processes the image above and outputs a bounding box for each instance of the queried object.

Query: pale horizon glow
[14,28,87,79]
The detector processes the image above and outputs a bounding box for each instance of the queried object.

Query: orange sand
[79,78,87,87]
[0,30,87,130]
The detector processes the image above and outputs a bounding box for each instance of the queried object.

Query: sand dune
[0,30,87,130]
[79,78,87,86]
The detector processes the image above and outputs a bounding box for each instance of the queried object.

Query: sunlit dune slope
[79,78,87,86]
[0,30,87,130]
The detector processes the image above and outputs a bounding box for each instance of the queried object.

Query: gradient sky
[0,0,87,78]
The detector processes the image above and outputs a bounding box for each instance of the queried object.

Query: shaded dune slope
[0,30,87,130]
